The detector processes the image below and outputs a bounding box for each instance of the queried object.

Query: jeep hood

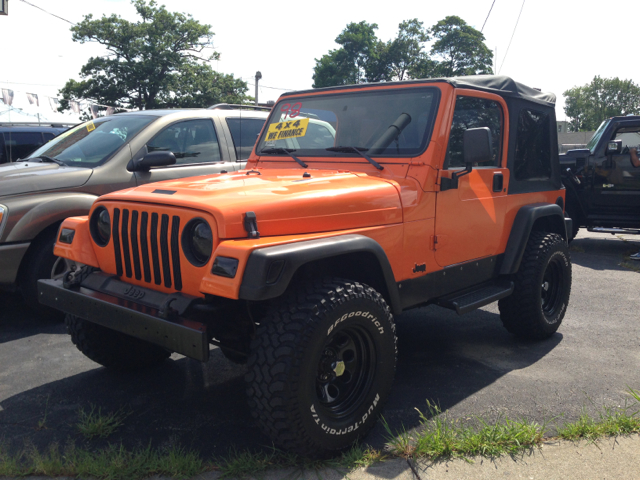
[0,162,92,197]
[100,169,402,238]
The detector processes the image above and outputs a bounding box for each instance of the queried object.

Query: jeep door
[589,120,640,215]
[133,118,239,185]
[434,92,509,267]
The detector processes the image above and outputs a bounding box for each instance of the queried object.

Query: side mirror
[132,150,176,172]
[463,127,493,166]
[605,140,622,155]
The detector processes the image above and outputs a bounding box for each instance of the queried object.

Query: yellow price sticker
[86,121,96,132]
[266,117,309,141]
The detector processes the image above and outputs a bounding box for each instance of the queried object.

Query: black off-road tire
[245,278,397,457]
[66,314,171,370]
[499,232,571,340]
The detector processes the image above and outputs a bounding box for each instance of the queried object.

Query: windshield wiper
[260,147,308,168]
[24,155,66,166]
[325,146,384,171]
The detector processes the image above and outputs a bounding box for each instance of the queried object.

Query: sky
[1,0,639,123]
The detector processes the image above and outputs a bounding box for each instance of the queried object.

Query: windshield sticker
[280,102,302,119]
[86,121,96,132]
[266,117,309,141]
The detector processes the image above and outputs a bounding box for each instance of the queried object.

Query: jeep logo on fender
[123,285,145,300]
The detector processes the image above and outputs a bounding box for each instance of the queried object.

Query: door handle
[493,173,504,192]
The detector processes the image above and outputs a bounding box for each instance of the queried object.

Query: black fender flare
[500,203,567,275]
[238,234,402,314]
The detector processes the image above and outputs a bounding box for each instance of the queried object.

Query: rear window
[225,118,266,160]
[514,109,552,181]
[2,132,45,162]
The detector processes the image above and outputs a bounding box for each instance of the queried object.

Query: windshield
[587,119,610,153]
[27,115,156,167]
[257,87,439,158]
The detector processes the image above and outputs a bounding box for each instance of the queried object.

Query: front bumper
[38,273,210,361]
[0,242,30,285]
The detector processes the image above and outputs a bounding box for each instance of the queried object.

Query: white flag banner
[48,97,60,112]
[1,89,14,106]
[70,100,80,114]
[90,104,99,119]
[26,93,39,107]
[106,106,115,116]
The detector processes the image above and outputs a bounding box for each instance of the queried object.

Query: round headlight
[182,218,213,266]
[90,206,111,247]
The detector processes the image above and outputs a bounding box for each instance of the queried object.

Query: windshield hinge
[244,211,260,239]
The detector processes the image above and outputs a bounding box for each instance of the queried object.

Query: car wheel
[66,314,171,370]
[245,278,397,457]
[499,232,572,340]
[19,229,73,319]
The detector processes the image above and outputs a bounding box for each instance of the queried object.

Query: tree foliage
[312,21,387,88]
[58,0,248,113]
[312,16,492,88]
[425,16,493,77]
[563,76,640,131]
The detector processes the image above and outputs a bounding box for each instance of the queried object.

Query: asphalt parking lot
[1,230,639,458]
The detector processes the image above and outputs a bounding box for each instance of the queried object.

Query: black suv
[561,116,640,240]
[0,124,70,164]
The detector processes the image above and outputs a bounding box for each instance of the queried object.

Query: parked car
[560,115,640,240]
[0,108,268,314]
[39,75,571,456]
[0,124,70,164]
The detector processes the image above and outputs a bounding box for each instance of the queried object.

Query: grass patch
[569,244,585,253]
[36,394,51,431]
[215,443,385,478]
[0,443,206,480]
[557,388,640,440]
[1,390,640,478]
[383,401,545,460]
[620,261,640,273]
[77,404,129,439]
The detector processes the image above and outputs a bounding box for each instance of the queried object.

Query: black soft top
[285,75,556,107]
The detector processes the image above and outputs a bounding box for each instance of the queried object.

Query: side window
[43,133,56,142]
[514,109,551,181]
[147,119,221,165]
[613,129,640,150]
[5,132,45,161]
[225,118,266,160]
[445,96,502,168]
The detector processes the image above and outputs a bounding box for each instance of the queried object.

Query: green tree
[312,16,493,88]
[312,21,389,88]
[386,19,429,81]
[563,76,640,131]
[58,0,248,112]
[422,16,493,78]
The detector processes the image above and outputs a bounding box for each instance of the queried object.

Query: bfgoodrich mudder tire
[66,314,171,370]
[499,232,571,340]
[245,278,397,457]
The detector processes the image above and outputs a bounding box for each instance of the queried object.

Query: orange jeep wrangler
[39,75,572,457]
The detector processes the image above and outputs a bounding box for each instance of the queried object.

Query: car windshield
[256,87,439,158]
[26,115,156,167]
[587,119,610,153]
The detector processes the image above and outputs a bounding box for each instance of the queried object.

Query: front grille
[112,208,182,290]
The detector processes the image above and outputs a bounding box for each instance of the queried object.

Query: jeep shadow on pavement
[0,302,561,458]
[37,75,572,457]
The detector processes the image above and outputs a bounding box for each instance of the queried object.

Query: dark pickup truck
[561,115,640,240]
